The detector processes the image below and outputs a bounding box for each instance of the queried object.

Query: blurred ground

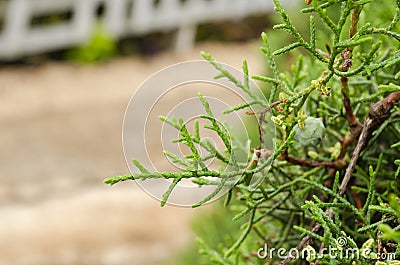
[0,41,264,265]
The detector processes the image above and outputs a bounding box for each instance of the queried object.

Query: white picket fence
[0,0,294,60]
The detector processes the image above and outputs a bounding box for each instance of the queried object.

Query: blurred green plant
[106,0,400,264]
[65,23,116,63]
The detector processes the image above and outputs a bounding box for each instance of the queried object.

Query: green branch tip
[104,174,134,185]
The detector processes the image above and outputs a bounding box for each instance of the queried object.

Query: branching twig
[246,100,285,145]
[341,76,363,136]
[338,92,400,195]
[280,150,346,169]
[338,73,363,160]
[337,1,363,160]
[246,100,285,115]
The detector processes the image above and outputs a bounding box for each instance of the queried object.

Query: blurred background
[0,0,296,264]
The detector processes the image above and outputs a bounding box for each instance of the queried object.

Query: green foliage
[379,194,400,243]
[106,0,400,264]
[65,23,116,63]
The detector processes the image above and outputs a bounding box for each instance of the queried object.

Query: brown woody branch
[338,74,363,160]
[337,2,364,159]
[341,76,363,135]
[280,150,346,169]
[338,91,400,195]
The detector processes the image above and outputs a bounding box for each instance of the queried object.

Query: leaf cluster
[106,0,400,264]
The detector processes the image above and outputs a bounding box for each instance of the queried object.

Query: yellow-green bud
[307,151,319,159]
[330,142,341,160]
[271,115,285,126]
[298,120,305,130]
